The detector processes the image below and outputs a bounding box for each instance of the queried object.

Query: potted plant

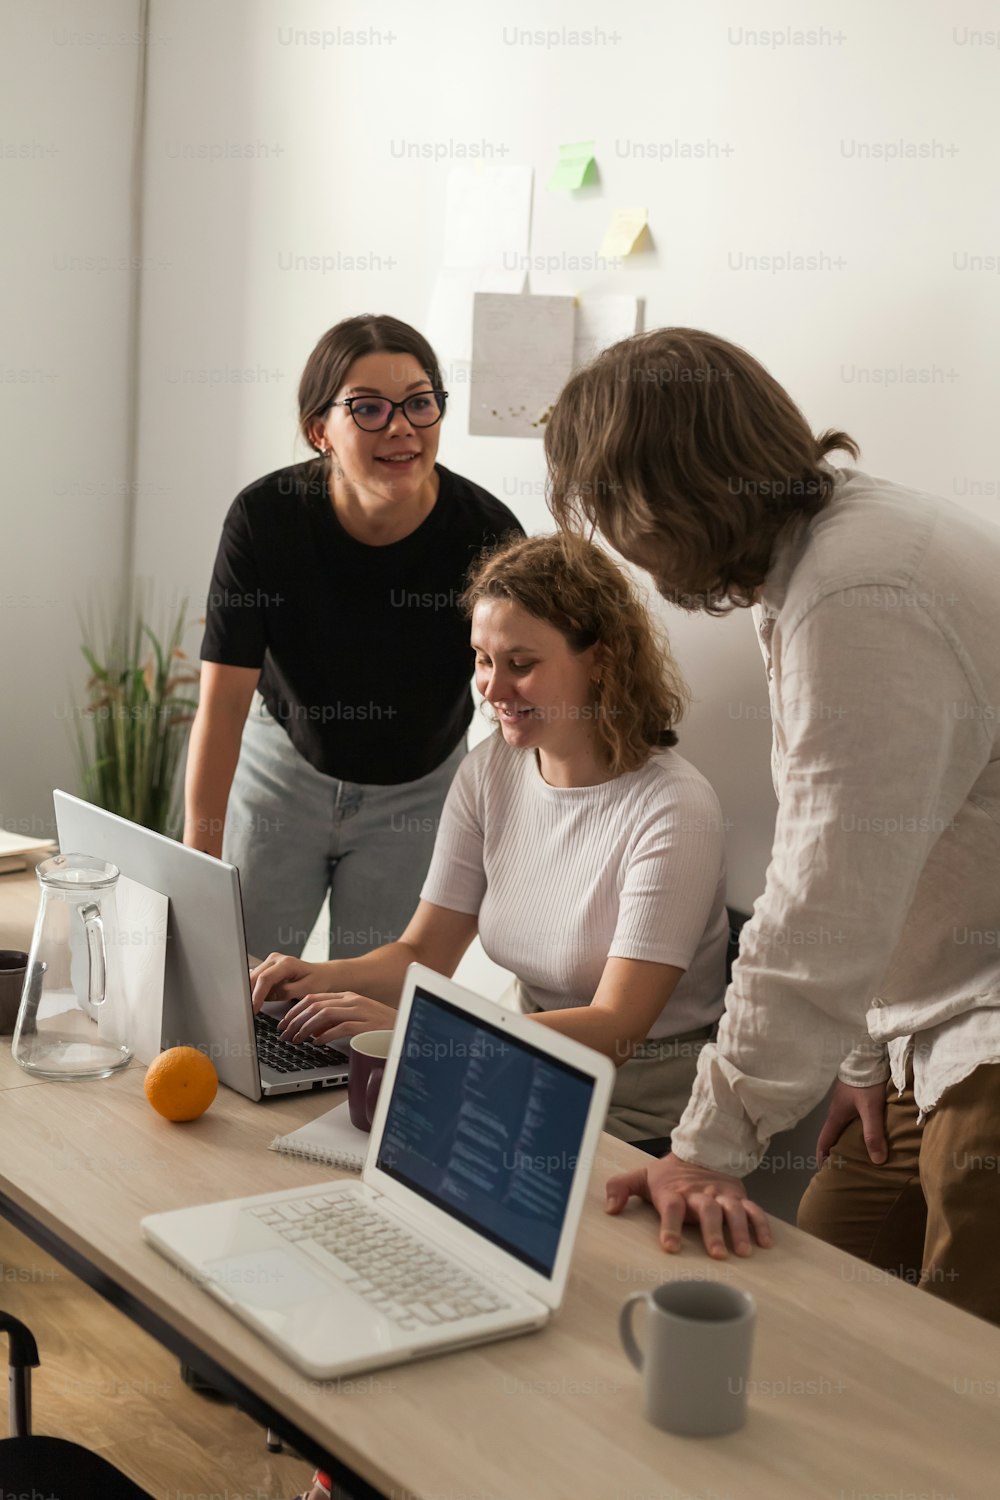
[73,594,200,837]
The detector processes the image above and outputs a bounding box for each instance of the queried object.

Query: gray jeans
[223,694,465,961]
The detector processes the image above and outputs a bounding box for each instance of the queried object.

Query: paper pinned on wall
[428,164,533,359]
[572,295,643,370]
[470,292,575,438]
[443,164,533,269]
[426,267,528,363]
[598,207,649,259]
[547,141,597,192]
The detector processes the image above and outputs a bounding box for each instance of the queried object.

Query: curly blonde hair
[461,532,689,777]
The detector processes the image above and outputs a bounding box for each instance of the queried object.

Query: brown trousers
[796,1062,1000,1325]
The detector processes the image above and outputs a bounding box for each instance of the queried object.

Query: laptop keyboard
[254,1012,347,1074]
[250,1193,513,1329]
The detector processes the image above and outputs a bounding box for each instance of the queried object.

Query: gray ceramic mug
[619,1279,756,1436]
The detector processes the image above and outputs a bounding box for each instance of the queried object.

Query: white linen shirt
[670,466,1000,1177]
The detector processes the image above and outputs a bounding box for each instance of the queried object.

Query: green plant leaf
[71,587,200,836]
[81,646,109,681]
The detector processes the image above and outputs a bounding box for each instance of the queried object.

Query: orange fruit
[144,1046,218,1121]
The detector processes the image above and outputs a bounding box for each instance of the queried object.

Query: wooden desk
[1,1038,999,1500]
[3,861,999,1497]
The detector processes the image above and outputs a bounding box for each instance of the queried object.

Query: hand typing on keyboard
[250,953,332,1012]
[253,1012,347,1071]
[277,990,397,1046]
[250,952,399,1043]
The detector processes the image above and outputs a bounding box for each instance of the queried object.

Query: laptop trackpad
[204,1249,332,1311]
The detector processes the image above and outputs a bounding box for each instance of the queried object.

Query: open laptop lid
[52,790,262,1100]
[363,963,615,1312]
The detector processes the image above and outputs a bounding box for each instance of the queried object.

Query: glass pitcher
[12,853,134,1080]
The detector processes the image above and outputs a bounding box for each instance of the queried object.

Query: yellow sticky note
[599,207,648,259]
[547,140,597,192]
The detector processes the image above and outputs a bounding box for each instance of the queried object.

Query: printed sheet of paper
[547,141,597,191]
[598,206,649,259]
[573,295,643,370]
[470,292,575,437]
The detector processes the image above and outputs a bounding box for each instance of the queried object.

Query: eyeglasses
[326,389,448,432]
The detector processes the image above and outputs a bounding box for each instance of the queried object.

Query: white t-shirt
[420,734,728,1039]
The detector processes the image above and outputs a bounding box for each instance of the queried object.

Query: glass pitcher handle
[80,902,107,1008]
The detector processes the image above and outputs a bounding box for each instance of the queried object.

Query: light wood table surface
[2,862,999,1498]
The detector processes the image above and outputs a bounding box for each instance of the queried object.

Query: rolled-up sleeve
[670,588,991,1176]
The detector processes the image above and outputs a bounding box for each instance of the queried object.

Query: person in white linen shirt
[249,530,730,1142]
[544,326,1000,1324]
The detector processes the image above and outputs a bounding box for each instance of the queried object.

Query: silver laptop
[141,963,615,1378]
[53,791,349,1098]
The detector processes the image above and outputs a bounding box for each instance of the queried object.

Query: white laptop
[53,791,349,1098]
[141,963,615,1378]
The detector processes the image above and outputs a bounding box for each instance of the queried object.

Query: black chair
[633,906,748,1159]
[0,1310,154,1498]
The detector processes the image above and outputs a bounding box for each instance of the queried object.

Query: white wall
[130,0,1000,952]
[0,0,141,840]
[7,1,999,960]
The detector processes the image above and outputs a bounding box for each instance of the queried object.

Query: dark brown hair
[298,314,445,452]
[544,327,859,614]
[461,532,689,776]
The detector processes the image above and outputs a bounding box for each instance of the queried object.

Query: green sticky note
[547,140,596,191]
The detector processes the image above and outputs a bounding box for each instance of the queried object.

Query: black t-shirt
[200,460,522,784]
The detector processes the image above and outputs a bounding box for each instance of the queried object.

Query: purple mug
[0,950,29,1036]
[347,1030,393,1132]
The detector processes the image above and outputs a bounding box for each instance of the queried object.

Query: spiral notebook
[268,1101,370,1172]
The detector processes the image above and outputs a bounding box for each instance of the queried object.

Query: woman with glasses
[184,314,521,962]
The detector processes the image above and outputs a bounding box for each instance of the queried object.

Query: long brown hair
[298,315,445,452]
[461,532,689,776]
[545,328,859,614]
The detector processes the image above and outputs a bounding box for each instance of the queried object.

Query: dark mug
[0,950,29,1036]
[347,1029,393,1132]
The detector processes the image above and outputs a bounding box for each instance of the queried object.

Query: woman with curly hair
[251,531,729,1143]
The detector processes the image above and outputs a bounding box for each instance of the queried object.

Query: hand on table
[277,991,397,1047]
[816,1078,889,1166]
[605,1152,772,1260]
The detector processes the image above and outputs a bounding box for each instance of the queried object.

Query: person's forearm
[309,942,423,1008]
[183,706,245,856]
[528,1007,635,1066]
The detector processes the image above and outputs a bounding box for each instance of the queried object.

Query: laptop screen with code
[376,986,594,1277]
